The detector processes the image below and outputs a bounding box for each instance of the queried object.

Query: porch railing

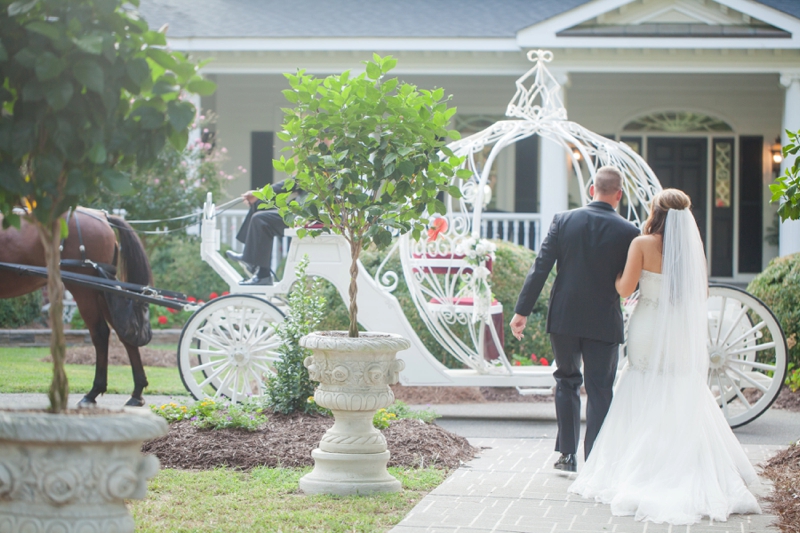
[216,209,542,274]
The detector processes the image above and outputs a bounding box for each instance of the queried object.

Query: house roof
[137,0,800,39]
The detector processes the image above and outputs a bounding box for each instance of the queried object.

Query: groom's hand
[510,313,527,340]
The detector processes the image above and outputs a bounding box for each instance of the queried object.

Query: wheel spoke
[250,326,277,347]
[195,330,231,352]
[189,358,227,373]
[725,342,776,358]
[251,350,281,361]
[213,366,237,400]
[719,307,749,347]
[726,366,769,394]
[243,311,265,343]
[721,371,752,409]
[252,362,275,376]
[726,321,766,351]
[198,361,232,390]
[189,348,227,357]
[714,296,728,345]
[727,358,777,372]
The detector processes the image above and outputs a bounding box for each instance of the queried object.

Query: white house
[140,0,800,282]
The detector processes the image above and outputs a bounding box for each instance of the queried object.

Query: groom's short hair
[594,166,624,195]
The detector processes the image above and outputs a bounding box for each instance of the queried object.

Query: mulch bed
[43,338,177,367]
[142,412,479,471]
[762,443,800,533]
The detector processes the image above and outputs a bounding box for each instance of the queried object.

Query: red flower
[157,315,168,325]
[514,360,521,366]
[209,292,218,299]
[540,358,549,366]
[187,296,197,303]
[222,291,230,296]
[427,217,448,242]
[530,353,537,361]
[167,308,178,314]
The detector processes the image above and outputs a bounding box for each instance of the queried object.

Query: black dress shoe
[553,453,577,472]
[226,250,255,275]
[239,268,274,286]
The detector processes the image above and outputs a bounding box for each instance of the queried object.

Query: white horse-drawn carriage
[176,50,787,429]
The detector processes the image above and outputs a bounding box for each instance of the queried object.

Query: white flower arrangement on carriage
[177,50,788,429]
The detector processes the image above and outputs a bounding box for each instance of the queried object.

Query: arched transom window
[624,111,733,133]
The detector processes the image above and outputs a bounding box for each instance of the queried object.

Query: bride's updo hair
[642,188,692,236]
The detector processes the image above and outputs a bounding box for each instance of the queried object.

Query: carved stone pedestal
[299,331,409,496]
[0,408,168,533]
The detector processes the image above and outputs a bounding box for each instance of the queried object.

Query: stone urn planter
[299,331,409,495]
[0,408,167,533]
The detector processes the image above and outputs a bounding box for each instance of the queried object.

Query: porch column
[538,71,570,247]
[188,92,202,147]
[779,73,800,257]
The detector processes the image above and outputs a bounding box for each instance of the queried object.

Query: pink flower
[203,128,209,133]
[153,178,160,185]
[221,147,228,153]
[530,353,537,361]
[179,180,185,186]
[199,115,205,120]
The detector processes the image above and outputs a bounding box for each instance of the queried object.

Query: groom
[510,166,639,472]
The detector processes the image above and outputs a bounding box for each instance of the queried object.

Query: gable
[518,0,800,48]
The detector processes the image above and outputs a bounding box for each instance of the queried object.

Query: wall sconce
[571,147,582,161]
[772,138,783,173]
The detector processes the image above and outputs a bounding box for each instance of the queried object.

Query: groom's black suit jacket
[514,201,639,344]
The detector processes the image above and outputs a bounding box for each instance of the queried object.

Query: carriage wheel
[177,295,284,401]
[707,285,788,428]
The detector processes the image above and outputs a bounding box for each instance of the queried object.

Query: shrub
[0,291,42,328]
[747,253,800,368]
[315,239,554,367]
[265,257,329,415]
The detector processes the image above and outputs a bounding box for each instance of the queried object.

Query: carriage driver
[226,179,298,286]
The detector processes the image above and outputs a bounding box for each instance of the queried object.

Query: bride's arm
[615,238,644,298]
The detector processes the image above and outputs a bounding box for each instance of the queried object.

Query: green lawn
[0,347,188,396]
[131,466,446,533]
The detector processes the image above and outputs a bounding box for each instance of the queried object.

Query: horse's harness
[59,208,119,281]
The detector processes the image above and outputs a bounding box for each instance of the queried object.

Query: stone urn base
[299,331,409,496]
[299,450,400,495]
[0,408,168,533]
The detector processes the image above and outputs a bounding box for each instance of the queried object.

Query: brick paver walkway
[392,438,780,533]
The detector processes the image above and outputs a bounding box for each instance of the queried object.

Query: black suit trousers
[235,203,287,269]
[551,333,619,460]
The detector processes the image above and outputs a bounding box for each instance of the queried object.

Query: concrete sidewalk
[392,438,780,533]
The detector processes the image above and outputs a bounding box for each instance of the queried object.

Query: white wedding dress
[568,211,762,525]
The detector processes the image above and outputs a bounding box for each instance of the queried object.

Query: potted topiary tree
[0,1,214,530]
[259,54,465,495]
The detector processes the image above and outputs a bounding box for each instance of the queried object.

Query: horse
[0,208,153,407]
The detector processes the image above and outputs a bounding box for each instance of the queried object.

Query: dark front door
[647,137,708,250]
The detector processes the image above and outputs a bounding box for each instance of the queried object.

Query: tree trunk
[38,219,69,412]
[347,240,361,338]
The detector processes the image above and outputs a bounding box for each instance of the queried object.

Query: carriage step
[515,386,554,396]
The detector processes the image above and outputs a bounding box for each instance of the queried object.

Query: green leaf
[365,62,381,81]
[59,217,69,239]
[187,78,216,96]
[131,105,165,129]
[447,129,461,140]
[398,160,414,177]
[146,48,178,71]
[168,128,188,151]
[72,34,104,55]
[21,79,44,101]
[126,57,150,87]
[88,143,106,164]
[152,77,179,95]
[13,47,37,68]
[25,21,62,41]
[72,58,104,93]
[167,100,195,132]
[44,79,73,110]
[34,52,64,81]
[7,0,38,16]
[101,169,132,193]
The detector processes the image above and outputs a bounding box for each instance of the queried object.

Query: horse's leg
[122,342,149,407]
[71,289,110,407]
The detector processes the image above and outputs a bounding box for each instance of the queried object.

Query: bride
[568,188,762,525]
